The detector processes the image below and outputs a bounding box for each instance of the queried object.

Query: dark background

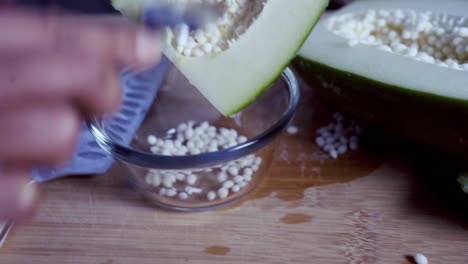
[15,0,351,13]
[15,0,116,13]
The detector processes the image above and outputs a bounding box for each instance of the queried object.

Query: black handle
[15,0,117,14]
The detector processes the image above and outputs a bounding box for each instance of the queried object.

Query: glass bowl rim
[88,67,300,170]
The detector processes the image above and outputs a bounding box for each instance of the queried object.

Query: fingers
[55,15,162,68]
[0,170,37,222]
[0,10,161,69]
[0,52,121,115]
[0,102,80,166]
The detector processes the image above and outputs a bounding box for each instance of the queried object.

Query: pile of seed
[327,9,468,70]
[167,0,267,57]
[145,121,262,201]
[315,112,364,159]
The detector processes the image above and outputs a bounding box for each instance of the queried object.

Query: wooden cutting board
[0,71,467,264]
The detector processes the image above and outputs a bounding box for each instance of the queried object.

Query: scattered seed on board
[287,126,299,135]
[315,112,364,159]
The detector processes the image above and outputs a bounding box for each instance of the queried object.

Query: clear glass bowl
[89,63,300,212]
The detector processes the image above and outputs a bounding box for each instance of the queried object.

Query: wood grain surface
[0,72,467,264]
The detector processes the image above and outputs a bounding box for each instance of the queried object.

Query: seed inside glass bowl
[144,121,263,202]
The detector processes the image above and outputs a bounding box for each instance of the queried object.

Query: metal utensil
[142,1,223,31]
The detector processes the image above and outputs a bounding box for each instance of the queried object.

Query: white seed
[287,126,299,135]
[186,141,195,149]
[223,180,235,189]
[178,192,189,200]
[339,136,348,144]
[184,128,194,139]
[229,129,238,139]
[175,173,186,181]
[195,34,207,44]
[176,24,190,49]
[166,188,177,197]
[186,187,202,195]
[208,146,218,152]
[254,157,262,166]
[238,136,248,143]
[220,128,230,138]
[207,191,216,201]
[316,127,327,135]
[217,188,229,199]
[187,174,197,185]
[189,148,201,155]
[163,177,174,188]
[173,140,182,148]
[234,175,244,184]
[243,174,252,182]
[350,141,359,150]
[238,182,247,188]
[207,130,217,138]
[227,140,237,147]
[459,27,468,37]
[413,253,428,264]
[192,48,204,57]
[232,185,241,193]
[244,168,253,176]
[228,166,239,176]
[195,139,205,149]
[347,39,359,47]
[329,148,338,159]
[240,158,252,167]
[183,49,192,56]
[150,146,159,154]
[337,145,348,154]
[324,144,333,152]
[152,175,162,187]
[316,137,326,146]
[217,172,228,183]
[147,135,157,145]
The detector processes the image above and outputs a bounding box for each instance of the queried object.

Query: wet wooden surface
[0,71,467,264]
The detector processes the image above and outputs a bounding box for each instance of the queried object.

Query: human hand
[0,9,161,221]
